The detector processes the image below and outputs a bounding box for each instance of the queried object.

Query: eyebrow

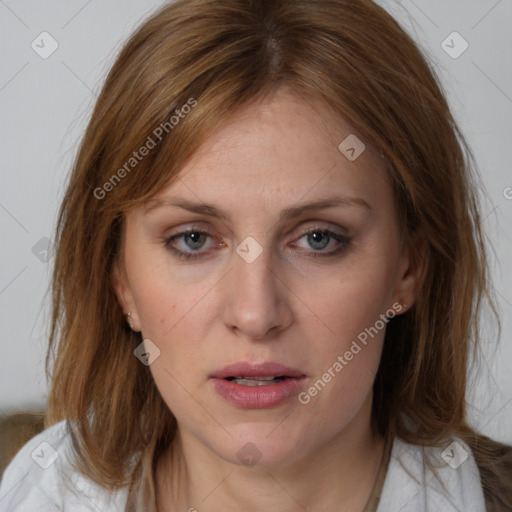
[145,195,371,222]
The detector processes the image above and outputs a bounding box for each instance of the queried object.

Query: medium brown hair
[45,0,512,509]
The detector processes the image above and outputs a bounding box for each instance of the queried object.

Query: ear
[390,229,428,314]
[111,258,142,332]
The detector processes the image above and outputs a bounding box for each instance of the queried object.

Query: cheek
[290,258,392,406]
[293,261,395,347]
[128,251,212,342]
[297,297,385,431]
[136,287,207,351]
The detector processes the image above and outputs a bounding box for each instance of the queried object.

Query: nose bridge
[222,236,290,338]
[232,236,277,305]
[239,239,272,284]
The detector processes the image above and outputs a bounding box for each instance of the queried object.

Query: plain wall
[1,0,511,444]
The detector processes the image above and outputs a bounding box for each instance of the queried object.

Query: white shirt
[0,420,487,511]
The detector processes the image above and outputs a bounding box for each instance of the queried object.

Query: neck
[156,394,386,512]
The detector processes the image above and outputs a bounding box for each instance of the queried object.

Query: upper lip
[210,362,305,379]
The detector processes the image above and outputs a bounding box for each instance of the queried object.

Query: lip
[210,362,306,409]
[210,362,305,380]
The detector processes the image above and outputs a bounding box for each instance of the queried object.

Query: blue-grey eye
[307,230,331,250]
[182,231,207,250]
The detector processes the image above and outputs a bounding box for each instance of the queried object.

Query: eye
[163,226,351,262]
[164,230,217,260]
[291,227,350,257]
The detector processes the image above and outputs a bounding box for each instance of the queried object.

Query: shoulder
[377,435,486,512]
[0,420,128,512]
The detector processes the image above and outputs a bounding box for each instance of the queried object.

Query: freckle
[161,305,175,324]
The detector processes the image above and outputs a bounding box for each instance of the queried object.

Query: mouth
[210,362,306,408]
[224,376,290,386]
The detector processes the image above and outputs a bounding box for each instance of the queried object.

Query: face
[112,88,420,467]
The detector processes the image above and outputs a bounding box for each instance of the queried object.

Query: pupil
[309,231,329,250]
[186,232,205,249]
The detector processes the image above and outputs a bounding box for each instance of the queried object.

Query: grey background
[1,1,511,444]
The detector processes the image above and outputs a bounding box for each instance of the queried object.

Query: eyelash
[163,226,351,261]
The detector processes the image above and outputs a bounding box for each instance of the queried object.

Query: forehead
[146,89,391,216]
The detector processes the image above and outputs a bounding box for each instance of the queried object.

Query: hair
[44,0,512,510]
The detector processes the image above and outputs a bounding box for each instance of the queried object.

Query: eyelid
[294,222,349,237]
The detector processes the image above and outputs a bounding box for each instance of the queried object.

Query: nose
[221,241,293,340]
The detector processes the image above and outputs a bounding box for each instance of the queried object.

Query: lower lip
[211,377,305,408]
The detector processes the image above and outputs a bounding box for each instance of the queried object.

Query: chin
[212,427,312,468]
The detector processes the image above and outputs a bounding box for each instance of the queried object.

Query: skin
[112,87,424,511]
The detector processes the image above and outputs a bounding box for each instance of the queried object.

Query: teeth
[232,377,284,386]
[233,376,277,380]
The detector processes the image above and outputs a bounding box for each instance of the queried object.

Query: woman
[1,0,511,511]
